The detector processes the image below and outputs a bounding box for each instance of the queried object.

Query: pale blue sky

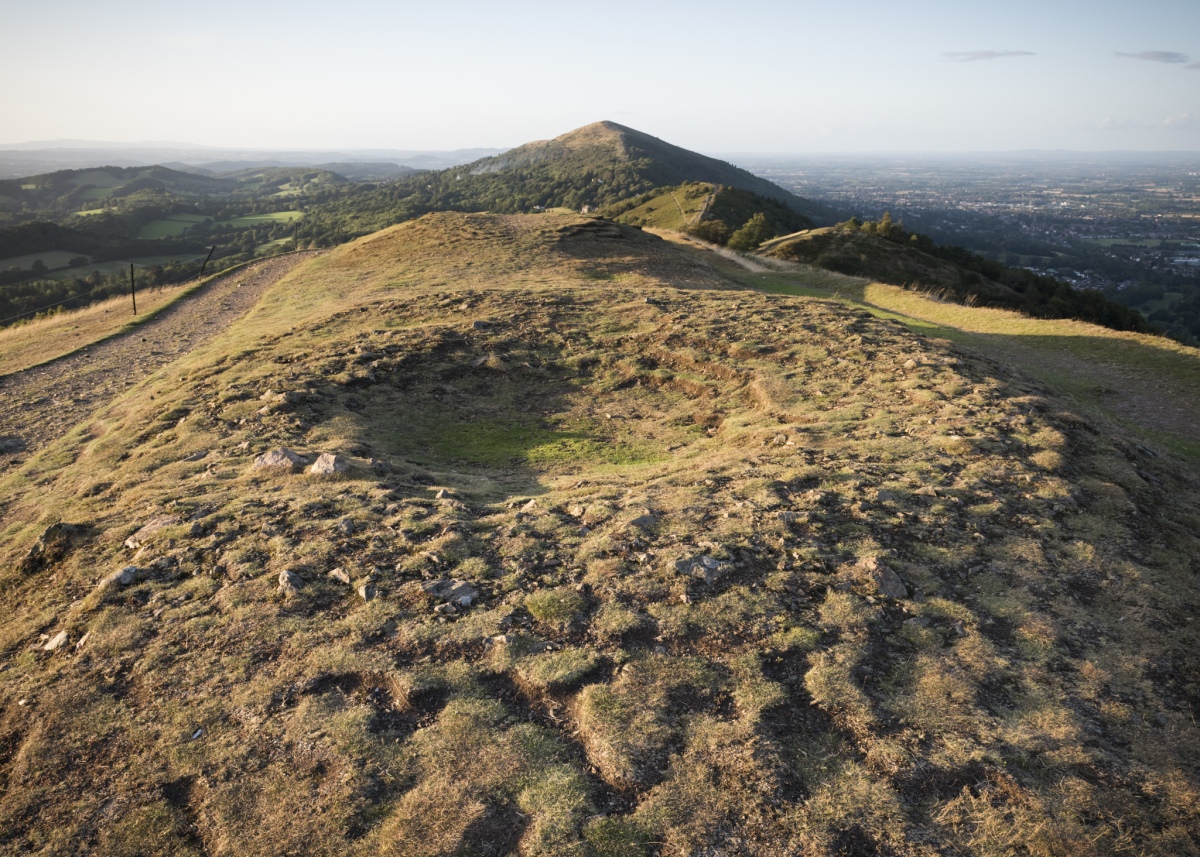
[2,0,1197,152]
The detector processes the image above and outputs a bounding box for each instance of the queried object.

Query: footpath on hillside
[0,252,321,466]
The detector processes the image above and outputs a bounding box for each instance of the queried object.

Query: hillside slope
[1,212,1198,856]
[763,220,1153,334]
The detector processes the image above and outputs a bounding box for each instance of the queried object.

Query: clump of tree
[727,212,774,251]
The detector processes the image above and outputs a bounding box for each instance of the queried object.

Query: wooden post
[199,245,216,277]
[130,263,137,315]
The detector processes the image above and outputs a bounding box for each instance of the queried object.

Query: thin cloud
[1164,113,1199,130]
[1096,117,1149,131]
[942,50,1035,62]
[1115,51,1189,64]
[1187,61,1200,70]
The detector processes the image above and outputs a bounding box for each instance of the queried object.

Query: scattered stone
[421,578,479,607]
[903,359,918,370]
[278,569,303,595]
[43,631,69,652]
[75,633,90,651]
[99,561,139,588]
[859,556,908,599]
[357,582,377,602]
[491,634,515,645]
[308,453,349,476]
[520,499,539,513]
[328,567,351,584]
[182,450,209,462]
[675,554,731,586]
[435,603,458,616]
[335,517,356,536]
[435,488,451,499]
[253,448,307,472]
[124,516,181,550]
[629,513,657,530]
[0,436,25,454]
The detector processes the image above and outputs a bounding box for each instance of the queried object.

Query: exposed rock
[308,453,349,476]
[75,633,90,651]
[422,578,479,607]
[675,554,732,586]
[278,569,303,595]
[182,450,209,462]
[335,518,356,536]
[520,499,539,513]
[435,603,458,616]
[99,565,141,590]
[43,631,69,652]
[328,567,351,585]
[0,436,24,454]
[629,513,658,530]
[124,516,181,550]
[19,522,91,575]
[253,448,306,472]
[859,556,908,599]
[357,582,377,602]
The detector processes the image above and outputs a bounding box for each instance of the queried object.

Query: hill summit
[2,211,1199,855]
[461,121,828,223]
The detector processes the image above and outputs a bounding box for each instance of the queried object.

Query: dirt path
[0,252,321,465]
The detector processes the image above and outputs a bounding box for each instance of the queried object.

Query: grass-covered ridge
[1,212,1199,856]
[763,217,1153,335]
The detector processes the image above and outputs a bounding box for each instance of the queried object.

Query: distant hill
[0,166,238,214]
[763,217,1154,334]
[437,121,828,223]
[293,121,830,243]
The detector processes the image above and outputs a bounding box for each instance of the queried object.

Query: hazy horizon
[2,0,1198,154]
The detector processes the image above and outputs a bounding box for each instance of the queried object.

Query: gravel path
[0,252,321,466]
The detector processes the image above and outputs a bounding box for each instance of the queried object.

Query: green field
[215,211,303,227]
[0,250,88,271]
[1085,237,1163,248]
[136,213,211,239]
[137,211,302,239]
[42,253,206,281]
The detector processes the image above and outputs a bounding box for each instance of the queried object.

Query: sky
[2,0,1198,154]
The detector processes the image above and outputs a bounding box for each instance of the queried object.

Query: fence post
[130,263,137,315]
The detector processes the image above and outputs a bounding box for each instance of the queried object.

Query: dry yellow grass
[1,212,1198,855]
[0,282,198,373]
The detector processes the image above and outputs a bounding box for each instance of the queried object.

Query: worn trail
[0,252,320,465]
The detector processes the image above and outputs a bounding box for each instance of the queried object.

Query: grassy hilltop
[1,211,1199,856]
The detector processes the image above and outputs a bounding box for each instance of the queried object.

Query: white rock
[43,631,69,651]
[308,453,349,476]
[253,448,306,472]
[278,569,303,594]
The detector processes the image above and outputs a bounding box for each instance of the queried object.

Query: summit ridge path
[0,251,321,465]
